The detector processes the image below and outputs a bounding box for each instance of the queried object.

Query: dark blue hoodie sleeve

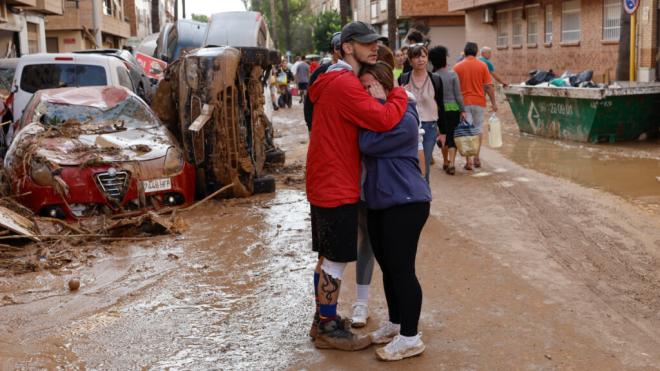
[359,109,417,157]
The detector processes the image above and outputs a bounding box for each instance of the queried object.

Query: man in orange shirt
[453,42,497,169]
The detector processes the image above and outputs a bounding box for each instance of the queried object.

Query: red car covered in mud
[3,86,195,219]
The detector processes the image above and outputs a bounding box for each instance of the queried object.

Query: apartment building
[351,0,465,57]
[125,0,151,39]
[449,0,659,83]
[0,0,63,57]
[45,0,130,52]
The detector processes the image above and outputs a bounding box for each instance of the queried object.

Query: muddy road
[1,101,659,370]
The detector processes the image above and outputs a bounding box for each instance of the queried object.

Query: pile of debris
[0,191,187,274]
[521,69,600,88]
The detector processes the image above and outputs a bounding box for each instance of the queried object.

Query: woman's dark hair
[428,45,448,70]
[464,42,479,57]
[407,44,428,60]
[377,45,395,69]
[360,61,394,91]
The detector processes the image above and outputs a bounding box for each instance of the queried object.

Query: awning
[448,0,510,12]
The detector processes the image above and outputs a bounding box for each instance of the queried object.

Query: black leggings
[367,202,430,336]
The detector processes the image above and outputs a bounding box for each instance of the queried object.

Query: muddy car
[152,45,282,197]
[3,86,195,219]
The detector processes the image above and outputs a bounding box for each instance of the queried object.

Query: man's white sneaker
[370,321,400,344]
[351,302,369,328]
[375,334,425,361]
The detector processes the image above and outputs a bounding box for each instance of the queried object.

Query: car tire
[253,175,276,194]
[265,148,285,166]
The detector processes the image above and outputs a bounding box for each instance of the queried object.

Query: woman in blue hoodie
[358,61,432,361]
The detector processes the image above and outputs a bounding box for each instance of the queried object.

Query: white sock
[356,284,370,304]
[400,333,421,344]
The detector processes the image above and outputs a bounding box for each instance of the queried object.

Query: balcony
[102,13,130,38]
[34,0,63,15]
[7,0,36,7]
[46,1,129,38]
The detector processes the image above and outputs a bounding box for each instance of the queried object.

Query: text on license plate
[142,178,172,193]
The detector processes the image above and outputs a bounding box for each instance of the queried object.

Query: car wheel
[265,148,285,166]
[253,175,276,194]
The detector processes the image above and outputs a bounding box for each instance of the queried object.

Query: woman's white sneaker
[370,321,400,344]
[375,334,425,361]
[351,302,369,328]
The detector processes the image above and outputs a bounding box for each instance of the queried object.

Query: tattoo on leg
[321,270,340,302]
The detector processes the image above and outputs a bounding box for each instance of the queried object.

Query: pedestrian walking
[358,61,432,361]
[295,59,310,103]
[306,21,408,351]
[479,47,508,88]
[429,45,465,175]
[398,44,446,183]
[402,31,424,74]
[453,42,497,169]
[393,49,405,79]
[275,59,294,108]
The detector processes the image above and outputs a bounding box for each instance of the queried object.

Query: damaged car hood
[10,122,173,166]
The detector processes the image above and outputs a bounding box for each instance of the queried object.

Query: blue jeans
[421,121,438,183]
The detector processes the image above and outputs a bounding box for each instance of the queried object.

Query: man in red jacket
[306,21,408,351]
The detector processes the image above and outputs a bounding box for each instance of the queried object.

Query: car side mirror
[10,85,17,93]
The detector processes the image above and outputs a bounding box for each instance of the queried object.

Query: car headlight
[163,146,184,175]
[30,159,54,186]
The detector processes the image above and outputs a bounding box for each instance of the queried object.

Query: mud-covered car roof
[31,86,133,110]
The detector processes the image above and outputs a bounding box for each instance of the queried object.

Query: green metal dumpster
[504,83,660,143]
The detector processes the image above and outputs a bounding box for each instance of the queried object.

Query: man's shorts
[298,82,309,90]
[464,105,485,134]
[311,203,358,262]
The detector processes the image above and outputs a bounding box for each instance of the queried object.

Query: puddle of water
[37,190,317,370]
[499,131,660,207]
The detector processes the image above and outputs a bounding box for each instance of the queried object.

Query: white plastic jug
[488,113,503,148]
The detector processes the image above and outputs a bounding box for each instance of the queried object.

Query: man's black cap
[340,21,387,45]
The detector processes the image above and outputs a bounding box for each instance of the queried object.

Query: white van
[11,53,136,122]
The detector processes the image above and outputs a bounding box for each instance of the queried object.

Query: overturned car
[3,86,195,219]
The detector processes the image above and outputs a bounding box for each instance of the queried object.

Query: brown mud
[1,100,659,370]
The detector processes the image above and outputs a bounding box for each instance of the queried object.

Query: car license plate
[142,178,172,193]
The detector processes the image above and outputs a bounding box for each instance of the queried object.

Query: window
[379,0,387,11]
[603,0,621,41]
[20,64,107,93]
[103,0,112,15]
[27,23,39,54]
[117,67,133,90]
[545,5,553,43]
[496,12,509,47]
[512,9,523,45]
[371,1,378,19]
[527,7,539,44]
[561,0,581,42]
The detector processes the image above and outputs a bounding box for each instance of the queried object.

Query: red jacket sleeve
[337,75,408,133]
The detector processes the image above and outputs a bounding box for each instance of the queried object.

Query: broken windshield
[34,96,158,132]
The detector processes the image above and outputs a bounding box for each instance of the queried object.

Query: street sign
[623,0,639,14]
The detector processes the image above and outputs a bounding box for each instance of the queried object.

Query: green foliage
[249,0,313,55]
[313,10,341,53]
[191,13,208,23]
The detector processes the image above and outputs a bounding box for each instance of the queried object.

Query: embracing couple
[306,21,431,361]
